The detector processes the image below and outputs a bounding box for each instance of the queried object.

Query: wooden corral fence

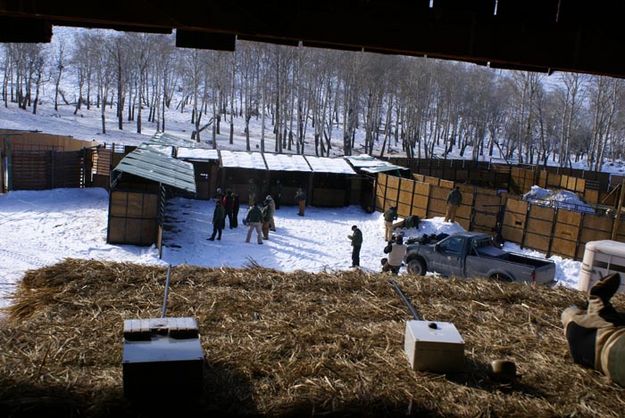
[385,158,609,205]
[90,144,129,189]
[510,166,603,204]
[377,172,624,261]
[386,158,512,190]
[375,173,505,234]
[0,131,98,191]
[502,197,624,260]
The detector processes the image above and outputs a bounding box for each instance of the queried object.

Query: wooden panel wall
[108,191,159,246]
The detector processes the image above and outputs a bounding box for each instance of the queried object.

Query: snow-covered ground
[0,188,582,309]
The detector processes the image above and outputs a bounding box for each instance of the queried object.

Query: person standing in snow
[232,192,240,228]
[261,203,271,240]
[383,206,398,241]
[248,179,257,207]
[295,188,306,216]
[445,186,462,223]
[272,180,283,210]
[382,235,407,274]
[264,195,276,231]
[223,189,235,228]
[347,225,363,268]
[245,202,264,244]
[209,199,226,241]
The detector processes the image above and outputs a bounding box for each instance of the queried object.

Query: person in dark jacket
[223,189,235,228]
[232,192,240,228]
[208,200,226,241]
[383,206,398,241]
[245,202,264,244]
[347,225,363,267]
[445,186,462,223]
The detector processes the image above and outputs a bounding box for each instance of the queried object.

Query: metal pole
[388,279,423,321]
[161,264,172,318]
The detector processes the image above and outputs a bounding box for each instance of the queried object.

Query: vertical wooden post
[521,203,531,249]
[409,177,416,216]
[611,181,625,240]
[575,213,585,261]
[546,208,558,258]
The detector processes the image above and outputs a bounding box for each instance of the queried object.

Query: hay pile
[1,259,624,417]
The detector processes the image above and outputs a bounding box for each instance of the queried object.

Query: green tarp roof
[114,146,196,193]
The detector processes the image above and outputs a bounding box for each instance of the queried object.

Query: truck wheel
[407,259,426,276]
[491,273,512,283]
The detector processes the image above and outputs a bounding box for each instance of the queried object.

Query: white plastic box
[404,320,465,373]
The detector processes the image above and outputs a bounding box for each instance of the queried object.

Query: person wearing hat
[347,225,363,268]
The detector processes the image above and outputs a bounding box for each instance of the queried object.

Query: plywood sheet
[557,209,582,227]
[529,205,555,222]
[412,194,428,209]
[398,190,413,205]
[554,222,579,241]
[506,198,528,214]
[551,238,577,258]
[430,186,449,200]
[387,175,399,189]
[386,187,398,202]
[502,225,524,244]
[400,178,415,192]
[428,199,447,216]
[524,232,549,252]
[397,203,412,218]
[412,174,424,182]
[474,212,497,228]
[414,182,430,196]
[439,179,454,189]
[378,174,387,187]
[503,212,526,228]
[110,192,128,217]
[526,218,552,235]
[582,215,613,232]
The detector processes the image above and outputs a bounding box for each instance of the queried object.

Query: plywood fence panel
[412,195,429,211]
[428,199,448,216]
[582,214,613,232]
[413,174,424,182]
[529,205,555,222]
[423,176,440,186]
[385,187,398,203]
[524,233,550,252]
[430,186,450,200]
[456,205,472,218]
[584,189,599,205]
[439,179,454,189]
[387,175,400,189]
[415,182,430,197]
[400,178,414,192]
[397,203,412,218]
[398,190,413,205]
[378,173,388,188]
[551,238,577,258]
[506,198,528,215]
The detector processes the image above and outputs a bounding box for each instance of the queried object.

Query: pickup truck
[404,232,556,285]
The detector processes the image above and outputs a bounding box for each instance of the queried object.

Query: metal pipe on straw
[161,264,172,318]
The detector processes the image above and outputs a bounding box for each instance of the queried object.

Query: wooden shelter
[107,145,196,253]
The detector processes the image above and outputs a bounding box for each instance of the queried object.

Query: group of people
[210,182,308,244]
[209,188,240,241]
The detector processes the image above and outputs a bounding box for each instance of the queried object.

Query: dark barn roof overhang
[1,1,625,77]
